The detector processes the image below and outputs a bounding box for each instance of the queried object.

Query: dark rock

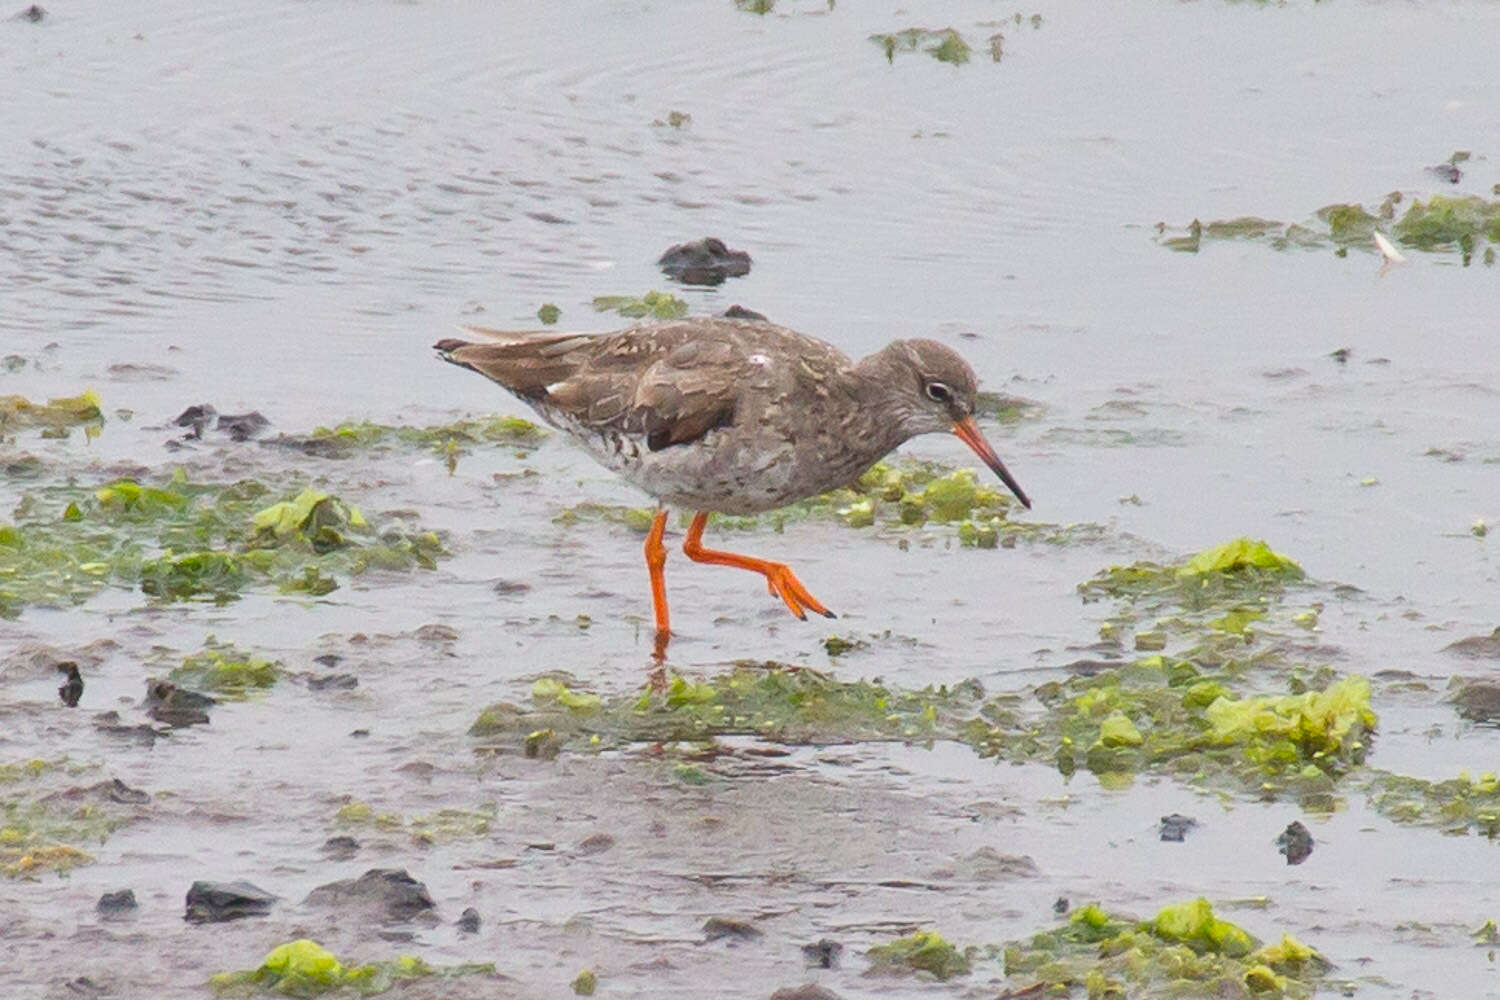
[769,986,845,1000]
[1428,162,1462,184]
[320,835,360,861]
[800,938,842,968]
[45,778,149,807]
[173,404,217,438]
[1328,347,1351,364]
[12,5,45,23]
[216,411,270,441]
[1053,896,1070,915]
[313,653,343,667]
[184,880,276,923]
[456,907,481,933]
[1277,820,1314,865]
[144,679,215,727]
[657,237,752,286]
[1159,813,1197,842]
[414,623,459,642]
[97,888,138,917]
[1445,627,1500,660]
[574,833,616,856]
[308,673,359,691]
[492,579,531,596]
[722,304,768,322]
[1453,681,1500,724]
[57,661,83,707]
[305,868,435,923]
[703,916,762,942]
[93,712,164,747]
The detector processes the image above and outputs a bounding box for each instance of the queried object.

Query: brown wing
[434,321,746,451]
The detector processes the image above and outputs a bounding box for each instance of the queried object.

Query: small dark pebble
[769,986,845,1000]
[320,835,360,861]
[313,653,343,667]
[1159,813,1197,842]
[97,888,138,917]
[657,236,752,286]
[492,579,531,596]
[308,673,359,691]
[305,868,435,923]
[800,937,842,968]
[703,916,763,942]
[216,410,270,441]
[1328,347,1351,364]
[456,907,482,933]
[350,728,371,738]
[13,4,45,22]
[1277,820,1315,865]
[57,661,83,707]
[414,623,459,642]
[722,304,768,322]
[1053,896,1070,915]
[184,880,277,923]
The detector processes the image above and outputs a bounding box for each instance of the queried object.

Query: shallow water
[4,1,1500,997]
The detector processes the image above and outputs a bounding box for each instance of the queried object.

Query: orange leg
[644,510,671,651]
[682,512,835,621]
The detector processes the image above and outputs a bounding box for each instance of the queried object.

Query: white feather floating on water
[1373,231,1406,264]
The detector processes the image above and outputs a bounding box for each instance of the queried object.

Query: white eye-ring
[924,381,952,403]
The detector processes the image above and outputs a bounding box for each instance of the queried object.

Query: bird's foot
[761,563,836,621]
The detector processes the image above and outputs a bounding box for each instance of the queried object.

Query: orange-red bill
[952,416,1031,509]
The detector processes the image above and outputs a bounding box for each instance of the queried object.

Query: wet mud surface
[4,1,1500,997]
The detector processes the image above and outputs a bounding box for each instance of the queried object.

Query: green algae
[1363,769,1500,837]
[867,929,972,980]
[571,969,598,996]
[0,758,144,879]
[1000,900,1327,999]
[168,638,281,696]
[0,474,447,617]
[470,666,982,750]
[1159,191,1500,261]
[537,303,561,325]
[591,290,689,320]
[209,938,494,997]
[870,27,972,65]
[332,799,495,843]
[1079,537,1304,612]
[0,389,104,436]
[285,415,545,461]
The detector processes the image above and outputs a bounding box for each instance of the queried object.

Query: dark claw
[822,610,838,619]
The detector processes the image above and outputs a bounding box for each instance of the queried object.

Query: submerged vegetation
[0,758,146,879]
[1001,899,1331,998]
[210,939,494,997]
[0,389,104,439]
[274,414,545,462]
[0,473,447,617]
[1157,190,1500,264]
[591,290,689,320]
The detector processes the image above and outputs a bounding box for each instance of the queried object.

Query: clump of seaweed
[209,938,495,997]
[1157,190,1500,264]
[870,27,972,65]
[1001,900,1330,998]
[0,474,447,617]
[867,929,972,979]
[470,666,983,750]
[0,758,148,879]
[591,290,689,320]
[167,638,281,697]
[0,389,104,438]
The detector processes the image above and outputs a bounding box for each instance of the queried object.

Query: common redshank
[434,315,1030,652]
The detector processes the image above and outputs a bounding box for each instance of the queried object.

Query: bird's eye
[924,381,952,403]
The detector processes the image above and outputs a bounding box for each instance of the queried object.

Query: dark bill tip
[952,416,1032,510]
